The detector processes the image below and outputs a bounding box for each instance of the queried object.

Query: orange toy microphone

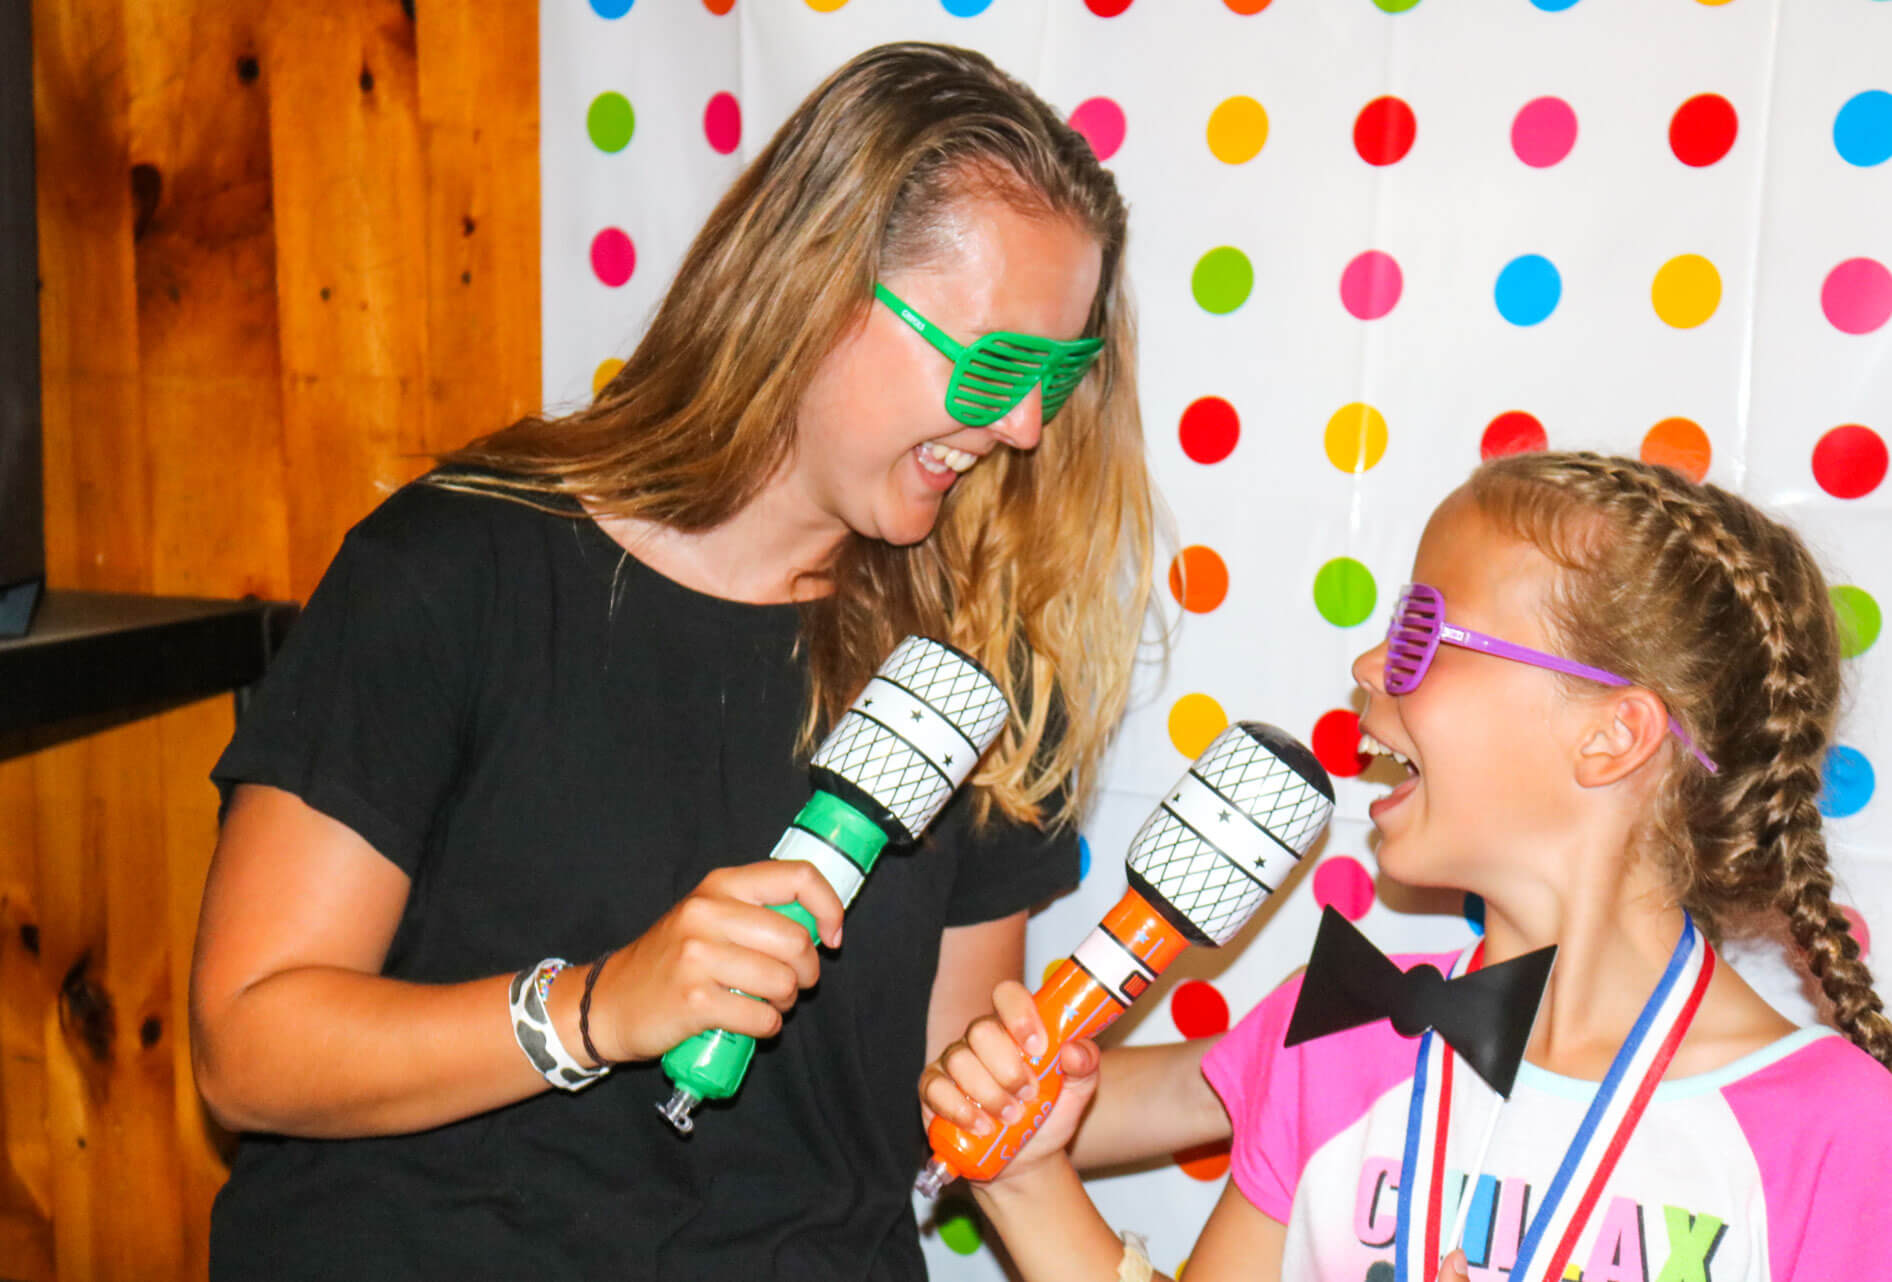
[914,721,1335,1196]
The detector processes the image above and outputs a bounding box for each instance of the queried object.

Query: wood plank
[268,0,432,592]
[0,753,50,1237]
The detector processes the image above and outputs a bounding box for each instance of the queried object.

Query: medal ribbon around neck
[1394,915,1714,1282]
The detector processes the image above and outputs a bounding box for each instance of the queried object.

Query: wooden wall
[3,2,539,1277]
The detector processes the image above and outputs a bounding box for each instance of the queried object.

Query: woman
[188,41,1156,1281]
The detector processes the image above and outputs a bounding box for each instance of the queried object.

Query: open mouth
[1359,729,1420,819]
[915,441,977,476]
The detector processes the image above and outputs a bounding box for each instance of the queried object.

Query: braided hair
[1468,451,1892,1067]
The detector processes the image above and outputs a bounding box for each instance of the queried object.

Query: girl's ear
[1574,687,1670,788]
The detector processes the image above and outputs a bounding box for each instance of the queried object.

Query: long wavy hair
[434,43,1155,829]
[1470,451,1892,1067]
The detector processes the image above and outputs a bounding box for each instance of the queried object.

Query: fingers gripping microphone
[915,721,1334,1194]
[658,636,1010,1134]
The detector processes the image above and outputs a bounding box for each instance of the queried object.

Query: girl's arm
[920,979,1231,1171]
[190,783,843,1137]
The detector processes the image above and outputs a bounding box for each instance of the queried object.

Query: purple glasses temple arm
[1439,624,1719,773]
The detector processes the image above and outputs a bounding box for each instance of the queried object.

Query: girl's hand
[581,860,846,1064]
[919,980,1103,1178]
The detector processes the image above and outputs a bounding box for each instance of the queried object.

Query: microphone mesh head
[810,637,1009,841]
[1126,722,1335,945]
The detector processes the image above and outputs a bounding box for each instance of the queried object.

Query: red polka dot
[1481,411,1547,460]
[590,228,635,287]
[1354,97,1416,167]
[1812,425,1889,499]
[1068,97,1126,161]
[1224,0,1273,10]
[1313,856,1377,921]
[1842,906,1873,960]
[1171,980,1231,1038]
[1670,94,1738,167]
[702,0,734,12]
[1179,396,1240,464]
[704,92,741,155]
[1085,0,1134,14]
[1312,709,1370,779]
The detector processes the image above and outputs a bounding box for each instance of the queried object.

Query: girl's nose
[989,386,1044,452]
[1352,638,1391,696]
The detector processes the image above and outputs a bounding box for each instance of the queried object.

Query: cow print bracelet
[508,957,611,1092]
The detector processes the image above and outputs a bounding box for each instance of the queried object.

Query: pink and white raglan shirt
[1201,951,1892,1282]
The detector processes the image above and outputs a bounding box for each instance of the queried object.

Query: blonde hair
[435,43,1154,829]
[1469,451,1892,1066]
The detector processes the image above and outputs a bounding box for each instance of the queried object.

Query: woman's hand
[1439,1249,1471,1282]
[919,980,1102,1178]
[580,859,847,1065]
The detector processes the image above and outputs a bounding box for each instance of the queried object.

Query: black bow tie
[1283,906,1557,1098]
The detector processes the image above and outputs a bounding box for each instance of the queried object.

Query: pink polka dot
[1340,251,1402,320]
[590,228,635,287]
[1512,97,1577,168]
[1822,258,1892,334]
[1068,97,1126,161]
[1313,856,1376,922]
[704,92,741,155]
[1842,906,1872,960]
[1170,980,1231,1038]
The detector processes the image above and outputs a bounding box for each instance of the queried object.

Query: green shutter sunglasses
[874,283,1105,428]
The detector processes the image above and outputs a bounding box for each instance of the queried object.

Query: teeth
[922,442,977,473]
[1357,732,1412,768]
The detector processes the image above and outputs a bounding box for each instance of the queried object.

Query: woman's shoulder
[339,472,583,573]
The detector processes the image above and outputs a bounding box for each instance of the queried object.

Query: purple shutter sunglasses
[1384,583,1717,773]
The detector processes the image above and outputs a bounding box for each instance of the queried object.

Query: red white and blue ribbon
[1394,915,1713,1282]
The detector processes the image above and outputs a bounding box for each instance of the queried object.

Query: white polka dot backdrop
[541,2,1890,1276]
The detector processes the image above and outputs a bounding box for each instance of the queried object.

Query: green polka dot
[1314,558,1378,628]
[1372,0,1422,10]
[1832,585,1882,658]
[938,1206,984,1255]
[587,92,635,153]
[1191,247,1254,315]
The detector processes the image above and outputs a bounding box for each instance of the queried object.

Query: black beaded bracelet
[578,951,614,1068]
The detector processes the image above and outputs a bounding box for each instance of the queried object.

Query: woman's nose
[989,386,1044,452]
[1352,639,1390,696]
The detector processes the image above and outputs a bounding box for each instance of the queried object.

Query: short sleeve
[211,491,486,876]
[1202,973,1307,1222]
[930,784,1081,927]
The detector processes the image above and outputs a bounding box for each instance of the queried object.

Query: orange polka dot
[1174,1139,1232,1181]
[1168,546,1230,614]
[1642,417,1711,482]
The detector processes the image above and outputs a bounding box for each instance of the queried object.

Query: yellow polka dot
[1206,96,1269,165]
[1042,959,1063,986]
[804,0,850,9]
[592,357,625,397]
[1175,1256,1190,1280]
[1694,0,1735,6]
[1324,403,1388,473]
[1167,694,1228,760]
[1651,254,1722,329]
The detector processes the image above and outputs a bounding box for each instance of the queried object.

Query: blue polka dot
[1495,254,1562,326]
[940,0,994,12]
[1463,893,1485,935]
[589,0,633,16]
[1078,835,1092,881]
[1835,91,1892,168]
[1820,745,1876,819]
[1529,0,1582,10]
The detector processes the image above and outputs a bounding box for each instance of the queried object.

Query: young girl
[188,43,1154,1280]
[923,451,1892,1281]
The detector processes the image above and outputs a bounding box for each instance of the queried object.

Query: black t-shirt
[207,480,1078,1281]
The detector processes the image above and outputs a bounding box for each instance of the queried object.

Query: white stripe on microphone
[1071,926,1155,1007]
[768,825,867,908]
[1164,769,1302,892]
[848,676,979,788]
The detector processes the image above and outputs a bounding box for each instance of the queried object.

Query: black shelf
[0,589,297,736]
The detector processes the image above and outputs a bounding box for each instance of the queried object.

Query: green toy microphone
[657,636,1010,1134]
